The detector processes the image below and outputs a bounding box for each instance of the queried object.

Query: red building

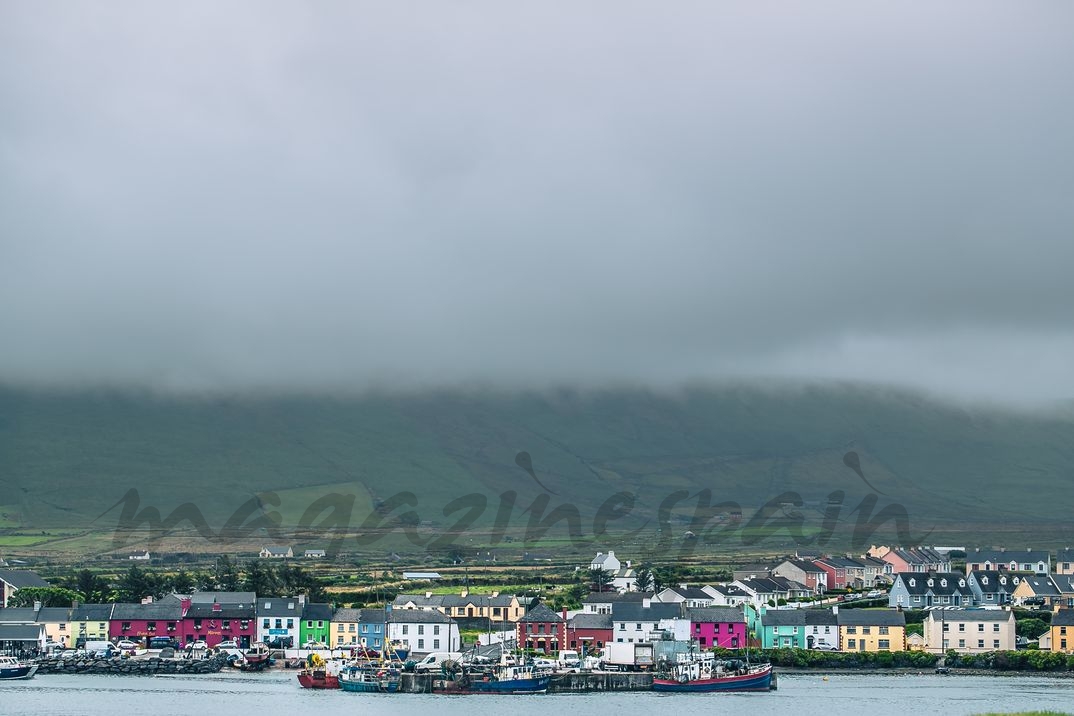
[517,604,566,654]
[109,596,185,645]
[566,612,612,655]
[181,600,257,648]
[813,557,848,590]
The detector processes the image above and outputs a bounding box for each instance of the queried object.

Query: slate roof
[969,571,1029,595]
[189,591,256,604]
[685,606,744,623]
[894,573,973,596]
[0,569,49,589]
[610,602,681,621]
[781,559,825,574]
[837,610,906,627]
[332,607,363,623]
[70,604,114,621]
[35,607,72,623]
[393,593,520,608]
[804,609,839,626]
[1018,575,1061,597]
[923,609,1014,622]
[582,591,653,604]
[1052,609,1074,626]
[569,613,612,629]
[359,608,388,624]
[302,603,334,621]
[111,601,184,620]
[0,624,44,641]
[518,604,564,623]
[968,548,1050,566]
[184,602,255,618]
[0,607,40,623]
[388,609,453,624]
[761,610,805,627]
[256,597,302,617]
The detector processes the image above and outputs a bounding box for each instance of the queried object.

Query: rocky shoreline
[33,654,229,676]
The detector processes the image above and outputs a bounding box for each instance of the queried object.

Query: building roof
[332,607,363,623]
[569,613,613,630]
[923,609,1014,622]
[804,609,839,626]
[968,548,1051,565]
[518,604,564,623]
[184,602,255,618]
[610,602,681,621]
[686,606,745,624]
[591,552,616,566]
[780,559,825,574]
[969,571,1029,595]
[761,610,805,627]
[388,609,453,624]
[1052,609,1074,627]
[261,546,292,555]
[189,591,257,604]
[70,604,114,621]
[0,607,40,623]
[582,591,653,604]
[0,624,44,641]
[838,610,906,627]
[302,603,334,621]
[1018,575,1061,597]
[402,572,442,580]
[894,573,973,596]
[359,608,388,624]
[0,569,49,589]
[35,607,71,623]
[257,597,302,617]
[110,601,184,620]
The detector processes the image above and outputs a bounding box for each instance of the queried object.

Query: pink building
[688,606,747,649]
[109,596,185,645]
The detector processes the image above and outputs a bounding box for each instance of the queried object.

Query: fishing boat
[240,642,272,671]
[339,664,400,693]
[297,653,340,689]
[652,657,773,693]
[0,656,37,680]
[435,658,550,694]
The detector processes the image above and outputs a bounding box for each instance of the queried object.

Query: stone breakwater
[33,654,229,676]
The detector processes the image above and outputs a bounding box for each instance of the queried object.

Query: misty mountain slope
[0,386,1071,540]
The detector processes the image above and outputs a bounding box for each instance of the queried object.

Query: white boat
[0,656,38,680]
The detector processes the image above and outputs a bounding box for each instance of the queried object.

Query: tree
[116,564,159,603]
[1016,617,1050,640]
[634,566,655,593]
[8,586,85,608]
[243,560,281,597]
[588,568,614,592]
[169,568,194,594]
[63,570,110,603]
[215,555,241,592]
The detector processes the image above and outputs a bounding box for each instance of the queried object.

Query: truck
[556,649,581,670]
[602,642,655,671]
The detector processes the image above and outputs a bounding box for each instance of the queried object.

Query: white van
[414,651,464,673]
[84,640,118,658]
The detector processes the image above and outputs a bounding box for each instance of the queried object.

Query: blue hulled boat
[0,656,37,680]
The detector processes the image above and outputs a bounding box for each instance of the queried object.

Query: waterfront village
[2,545,1074,683]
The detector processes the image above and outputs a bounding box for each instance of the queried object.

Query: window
[417,639,424,649]
[862,627,871,635]
[434,625,440,635]
[635,623,641,631]
[307,621,313,628]
[286,619,293,629]
[958,639,965,648]
[338,624,344,632]
[222,620,230,630]
[847,627,857,634]
[978,624,984,632]
[263,619,270,629]
[878,639,890,650]
[993,640,1000,648]
[275,619,282,628]
[993,624,1000,632]
[847,639,856,649]
[418,625,424,635]
[824,626,830,633]
[434,639,440,649]
[620,623,626,630]
[194,619,203,630]
[977,640,984,648]
[147,622,156,632]
[122,622,131,631]
[350,624,356,632]
[879,626,889,635]
[402,625,408,635]
[958,624,965,632]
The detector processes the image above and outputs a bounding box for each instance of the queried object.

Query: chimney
[491,591,499,598]
[297,594,306,606]
[643,597,651,608]
[212,601,222,612]
[461,588,469,598]
[832,605,838,615]
[426,591,433,599]
[141,596,153,605]
[71,600,79,609]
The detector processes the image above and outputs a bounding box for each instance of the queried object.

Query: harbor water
[2,670,1072,715]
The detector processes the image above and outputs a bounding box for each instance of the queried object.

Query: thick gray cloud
[2,1,1073,403]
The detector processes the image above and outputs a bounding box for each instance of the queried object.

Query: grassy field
[2,385,1074,559]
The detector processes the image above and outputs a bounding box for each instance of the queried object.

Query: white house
[128,551,151,561]
[304,549,326,559]
[256,596,303,647]
[591,551,622,573]
[387,610,459,655]
[260,546,294,559]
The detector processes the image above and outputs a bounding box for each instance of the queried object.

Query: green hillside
[1,385,1072,554]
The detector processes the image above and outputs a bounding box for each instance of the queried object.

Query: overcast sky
[2,2,1073,404]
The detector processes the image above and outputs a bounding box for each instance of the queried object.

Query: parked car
[533,658,556,670]
[813,644,840,652]
[215,640,239,649]
[116,639,140,651]
[149,636,179,650]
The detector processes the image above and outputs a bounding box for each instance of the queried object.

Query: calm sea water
[2,670,1072,715]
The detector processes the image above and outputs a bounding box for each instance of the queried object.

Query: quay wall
[34,655,229,676]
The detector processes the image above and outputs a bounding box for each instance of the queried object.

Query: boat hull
[340,678,399,693]
[653,666,773,693]
[436,675,551,694]
[298,672,340,689]
[0,665,37,680]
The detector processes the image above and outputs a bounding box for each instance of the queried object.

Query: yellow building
[36,607,73,646]
[69,604,114,646]
[838,609,906,652]
[1051,609,1074,654]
